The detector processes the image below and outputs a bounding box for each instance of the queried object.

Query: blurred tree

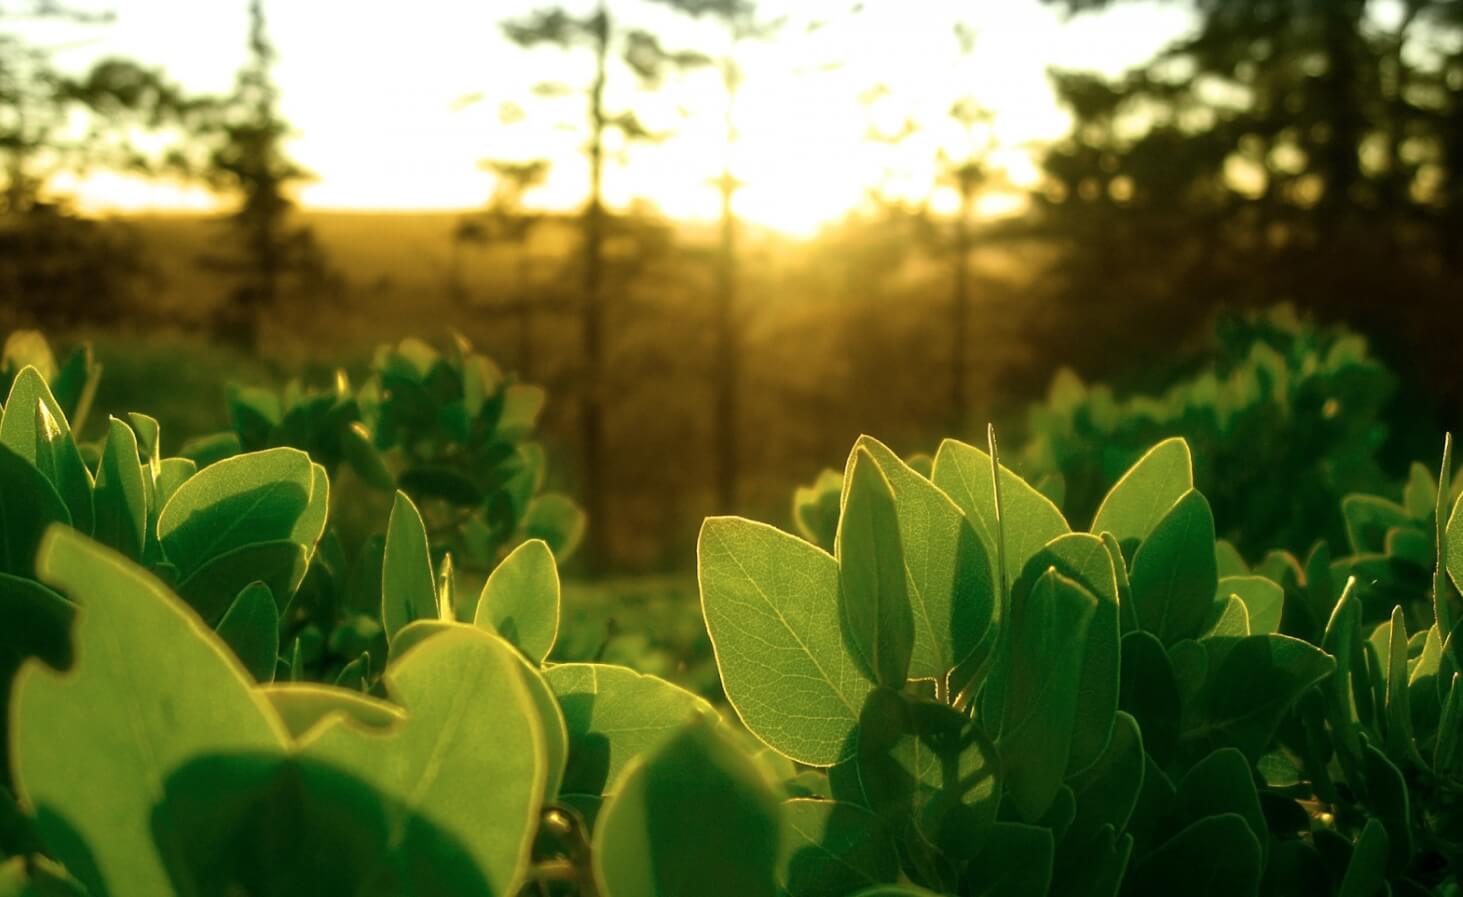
[0,2,199,326]
[646,0,783,515]
[500,4,706,569]
[199,0,339,349]
[1031,0,1463,413]
[453,159,552,378]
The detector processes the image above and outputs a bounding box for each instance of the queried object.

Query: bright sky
[28,0,1194,235]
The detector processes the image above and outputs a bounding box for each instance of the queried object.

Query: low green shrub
[4,354,1462,896]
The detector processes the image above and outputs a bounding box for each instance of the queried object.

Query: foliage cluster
[2,329,1463,896]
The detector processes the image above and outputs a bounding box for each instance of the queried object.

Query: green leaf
[544,662,716,797]
[1068,711,1145,839]
[299,625,545,895]
[382,490,437,643]
[1090,437,1193,555]
[793,468,842,553]
[851,691,1001,851]
[157,447,314,578]
[474,538,560,663]
[391,618,568,803]
[1336,818,1389,897]
[216,581,279,683]
[1129,490,1218,645]
[0,368,68,470]
[837,447,914,688]
[0,574,74,795]
[1049,824,1132,897]
[520,492,587,561]
[595,716,781,897]
[698,517,873,766]
[1183,634,1335,762]
[963,821,1054,897]
[0,444,69,579]
[342,421,396,490]
[1322,580,1367,759]
[31,399,92,536]
[998,568,1097,821]
[1217,575,1284,635]
[1119,631,1181,763]
[1215,540,1249,578]
[1382,606,1425,768]
[13,528,287,897]
[931,436,1069,591]
[779,799,898,897]
[92,418,147,560]
[1358,739,1413,876]
[176,539,308,626]
[1171,748,1265,849]
[292,462,330,558]
[1434,434,1455,634]
[1124,813,1261,897]
[853,437,994,688]
[1342,494,1412,555]
[261,683,404,739]
[1011,533,1121,773]
[1447,486,1463,619]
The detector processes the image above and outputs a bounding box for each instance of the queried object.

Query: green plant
[6,328,1463,895]
[706,432,1463,895]
[1018,307,1398,561]
[203,333,584,573]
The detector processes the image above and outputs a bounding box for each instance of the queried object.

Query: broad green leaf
[793,467,842,553]
[342,421,396,490]
[1183,634,1335,762]
[1049,824,1132,897]
[1342,494,1412,555]
[1090,437,1192,555]
[545,662,716,797]
[848,888,944,897]
[1124,813,1261,897]
[261,683,404,739]
[435,551,457,621]
[779,799,898,897]
[0,333,55,380]
[0,368,68,469]
[1129,490,1218,645]
[0,574,73,793]
[931,436,1069,590]
[176,539,308,626]
[852,691,1001,851]
[963,822,1054,897]
[1203,595,1250,643]
[1434,434,1455,634]
[299,625,545,896]
[1358,739,1413,875]
[1435,674,1461,775]
[1218,575,1284,635]
[0,444,69,579]
[1119,631,1181,763]
[853,437,994,687]
[837,447,914,688]
[291,462,330,558]
[391,618,569,803]
[999,568,1097,821]
[498,383,546,440]
[157,447,314,578]
[382,490,437,643]
[474,538,560,663]
[1171,748,1265,849]
[92,418,147,560]
[521,493,586,561]
[1337,818,1389,897]
[1069,711,1145,839]
[216,581,279,683]
[1215,540,1249,578]
[595,716,780,897]
[1011,533,1121,773]
[699,517,873,766]
[32,401,91,536]
[13,528,286,897]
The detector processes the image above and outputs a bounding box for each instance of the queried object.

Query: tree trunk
[581,3,610,572]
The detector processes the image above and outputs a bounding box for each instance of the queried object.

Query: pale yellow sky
[28,0,1195,235]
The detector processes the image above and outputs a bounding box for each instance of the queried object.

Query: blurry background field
[3,0,1461,691]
